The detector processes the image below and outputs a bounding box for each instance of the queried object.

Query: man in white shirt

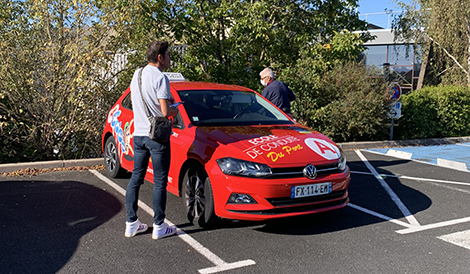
[125,41,179,240]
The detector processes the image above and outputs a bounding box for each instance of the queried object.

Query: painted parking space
[364,142,470,172]
[438,230,470,251]
[3,142,470,273]
[350,145,470,253]
[90,170,256,274]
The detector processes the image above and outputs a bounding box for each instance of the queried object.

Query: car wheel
[182,166,218,228]
[104,137,125,178]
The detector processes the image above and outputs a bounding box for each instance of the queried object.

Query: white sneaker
[125,219,148,238]
[152,222,177,240]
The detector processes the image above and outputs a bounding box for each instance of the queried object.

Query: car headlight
[216,157,272,178]
[338,148,347,171]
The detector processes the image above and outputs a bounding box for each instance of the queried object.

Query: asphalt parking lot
[1,141,470,274]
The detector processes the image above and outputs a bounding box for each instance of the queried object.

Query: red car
[102,74,350,227]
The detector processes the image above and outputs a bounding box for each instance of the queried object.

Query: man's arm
[159,98,179,118]
[288,87,296,102]
[261,89,268,99]
[262,86,273,101]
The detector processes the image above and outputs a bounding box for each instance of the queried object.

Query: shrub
[283,61,391,142]
[437,87,470,137]
[396,86,470,139]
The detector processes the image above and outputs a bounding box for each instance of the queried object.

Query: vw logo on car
[303,164,317,180]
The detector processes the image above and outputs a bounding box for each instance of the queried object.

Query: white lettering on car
[244,135,301,160]
[247,134,279,145]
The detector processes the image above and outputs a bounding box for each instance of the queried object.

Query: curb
[1,136,469,174]
[337,136,470,151]
[0,158,104,174]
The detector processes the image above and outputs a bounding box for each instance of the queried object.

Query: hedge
[395,86,470,140]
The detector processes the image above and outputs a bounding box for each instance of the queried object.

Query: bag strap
[138,68,152,119]
[138,67,165,119]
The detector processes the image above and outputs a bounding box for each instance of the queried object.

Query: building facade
[360,12,421,93]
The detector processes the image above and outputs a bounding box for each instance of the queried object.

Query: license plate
[291,182,332,198]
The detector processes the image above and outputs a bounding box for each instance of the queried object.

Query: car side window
[122,93,132,110]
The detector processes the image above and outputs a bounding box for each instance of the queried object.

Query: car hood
[195,125,342,166]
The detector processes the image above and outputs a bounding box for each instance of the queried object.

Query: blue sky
[357,0,410,28]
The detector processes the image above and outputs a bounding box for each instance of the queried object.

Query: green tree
[280,31,390,142]
[94,0,175,94]
[0,0,373,163]
[0,0,119,163]
[393,0,470,86]
[114,0,370,89]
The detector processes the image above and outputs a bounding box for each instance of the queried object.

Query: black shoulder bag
[138,68,172,143]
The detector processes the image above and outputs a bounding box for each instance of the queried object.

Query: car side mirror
[171,113,185,129]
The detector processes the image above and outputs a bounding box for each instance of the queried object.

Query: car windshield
[177,89,293,126]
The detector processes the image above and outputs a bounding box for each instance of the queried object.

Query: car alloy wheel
[104,137,124,178]
[182,166,218,228]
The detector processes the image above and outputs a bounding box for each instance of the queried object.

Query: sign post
[388,83,402,140]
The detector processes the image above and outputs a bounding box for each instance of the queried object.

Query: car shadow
[178,126,434,236]
[0,180,121,273]
[205,159,433,236]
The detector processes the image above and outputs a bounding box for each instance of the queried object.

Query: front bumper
[208,165,351,221]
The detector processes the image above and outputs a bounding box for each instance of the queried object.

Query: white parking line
[348,203,470,235]
[347,203,413,228]
[355,150,421,227]
[437,229,470,251]
[351,171,470,188]
[350,170,470,235]
[365,148,470,173]
[89,170,256,274]
[437,158,468,172]
[386,149,413,159]
[397,217,470,234]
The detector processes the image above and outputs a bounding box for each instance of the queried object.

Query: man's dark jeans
[125,136,171,225]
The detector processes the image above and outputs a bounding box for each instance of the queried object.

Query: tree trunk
[467,20,470,86]
[417,41,430,90]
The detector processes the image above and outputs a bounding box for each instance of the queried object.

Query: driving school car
[102,73,350,227]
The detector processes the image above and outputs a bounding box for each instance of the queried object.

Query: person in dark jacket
[259,68,296,116]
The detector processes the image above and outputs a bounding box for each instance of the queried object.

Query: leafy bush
[283,58,391,142]
[396,86,470,139]
[0,0,119,164]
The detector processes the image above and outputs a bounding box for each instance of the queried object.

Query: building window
[363,44,421,92]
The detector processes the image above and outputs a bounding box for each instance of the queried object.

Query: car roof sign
[164,72,186,81]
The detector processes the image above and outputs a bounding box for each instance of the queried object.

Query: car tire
[182,166,218,228]
[104,137,125,178]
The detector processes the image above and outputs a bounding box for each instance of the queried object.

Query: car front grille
[227,197,348,215]
[270,162,340,179]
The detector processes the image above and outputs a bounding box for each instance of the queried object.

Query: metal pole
[384,63,393,141]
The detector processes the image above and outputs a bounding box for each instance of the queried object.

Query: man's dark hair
[147,41,169,63]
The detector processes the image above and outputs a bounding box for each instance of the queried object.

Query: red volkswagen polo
[102,73,350,227]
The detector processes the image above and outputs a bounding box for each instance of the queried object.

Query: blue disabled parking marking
[365,142,470,171]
